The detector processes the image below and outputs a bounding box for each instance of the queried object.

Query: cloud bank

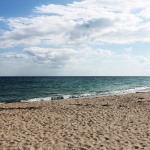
[0,0,150,75]
[1,0,150,48]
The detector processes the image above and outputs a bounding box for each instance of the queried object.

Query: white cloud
[23,46,114,67]
[121,50,150,69]
[1,0,150,75]
[0,44,114,70]
[0,0,150,48]
[124,47,132,54]
[0,52,28,59]
[135,55,150,65]
[139,7,150,18]
[0,46,150,76]
[36,0,150,14]
[24,47,77,66]
[0,17,5,21]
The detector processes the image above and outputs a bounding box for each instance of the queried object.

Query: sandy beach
[0,92,150,150]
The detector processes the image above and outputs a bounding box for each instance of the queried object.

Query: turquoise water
[0,76,150,103]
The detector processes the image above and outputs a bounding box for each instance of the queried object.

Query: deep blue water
[0,76,150,103]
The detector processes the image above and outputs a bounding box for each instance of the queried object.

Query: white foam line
[109,86,150,95]
[20,86,150,103]
[21,97,52,102]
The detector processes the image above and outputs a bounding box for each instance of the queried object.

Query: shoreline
[3,87,150,104]
[0,92,150,149]
[1,83,150,103]
[19,90,150,103]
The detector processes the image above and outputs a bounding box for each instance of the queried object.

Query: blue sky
[0,0,150,76]
[0,0,77,17]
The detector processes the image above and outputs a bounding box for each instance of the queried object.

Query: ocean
[0,76,150,103]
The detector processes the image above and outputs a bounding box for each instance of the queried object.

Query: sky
[0,0,150,76]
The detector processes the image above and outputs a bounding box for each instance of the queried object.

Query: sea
[0,76,150,103]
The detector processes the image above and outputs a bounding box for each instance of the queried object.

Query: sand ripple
[0,92,150,149]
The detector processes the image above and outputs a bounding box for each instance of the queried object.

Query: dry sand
[0,92,150,150]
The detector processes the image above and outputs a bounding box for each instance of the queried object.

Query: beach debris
[101,104,110,107]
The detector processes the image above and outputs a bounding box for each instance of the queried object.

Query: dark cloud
[69,18,114,40]
[78,18,113,29]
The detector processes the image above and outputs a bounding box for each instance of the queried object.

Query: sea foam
[20,86,150,102]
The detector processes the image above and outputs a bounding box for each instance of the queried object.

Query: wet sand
[0,92,150,149]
